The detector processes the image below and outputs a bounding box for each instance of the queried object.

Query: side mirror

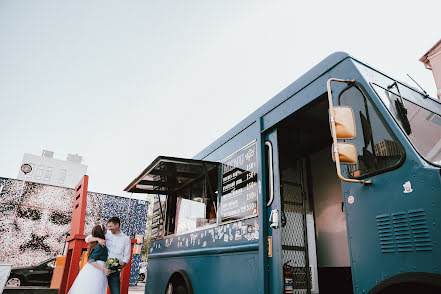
[329,106,357,164]
[327,78,372,184]
[333,106,356,139]
[332,143,357,164]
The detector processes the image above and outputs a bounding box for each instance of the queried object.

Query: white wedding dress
[68,260,108,294]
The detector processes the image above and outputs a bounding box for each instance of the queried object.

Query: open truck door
[265,129,319,294]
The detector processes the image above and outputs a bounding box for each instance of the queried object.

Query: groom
[85,217,131,294]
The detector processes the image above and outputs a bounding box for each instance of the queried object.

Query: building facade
[419,39,441,100]
[17,150,88,188]
[0,177,149,286]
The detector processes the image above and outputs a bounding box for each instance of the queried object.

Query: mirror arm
[327,78,373,185]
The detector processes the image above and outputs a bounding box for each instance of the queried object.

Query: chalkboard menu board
[151,199,166,241]
[220,141,258,223]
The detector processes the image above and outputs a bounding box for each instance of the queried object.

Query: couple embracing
[69,217,131,294]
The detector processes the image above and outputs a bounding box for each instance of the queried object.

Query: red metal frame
[59,175,89,294]
[59,175,136,294]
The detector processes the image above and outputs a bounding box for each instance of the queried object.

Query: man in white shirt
[85,217,131,294]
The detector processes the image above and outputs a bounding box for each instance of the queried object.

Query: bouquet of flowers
[105,257,123,273]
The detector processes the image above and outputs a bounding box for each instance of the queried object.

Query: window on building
[427,113,441,127]
[58,169,67,184]
[338,85,405,178]
[34,166,44,180]
[43,167,53,181]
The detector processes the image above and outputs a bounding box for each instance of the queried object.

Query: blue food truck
[125,52,441,294]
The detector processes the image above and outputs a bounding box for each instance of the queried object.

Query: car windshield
[372,83,441,166]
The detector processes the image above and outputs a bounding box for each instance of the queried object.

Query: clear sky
[0,0,440,198]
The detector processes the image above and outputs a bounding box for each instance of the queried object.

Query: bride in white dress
[68,224,109,294]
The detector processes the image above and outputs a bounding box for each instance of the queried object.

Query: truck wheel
[175,284,188,294]
[6,277,21,287]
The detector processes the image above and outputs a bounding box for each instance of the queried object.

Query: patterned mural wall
[0,177,149,286]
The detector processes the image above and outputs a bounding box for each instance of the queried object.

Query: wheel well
[7,275,24,285]
[369,272,441,294]
[8,275,23,280]
[376,282,441,294]
[167,271,193,294]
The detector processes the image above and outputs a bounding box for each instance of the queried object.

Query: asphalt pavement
[129,282,146,294]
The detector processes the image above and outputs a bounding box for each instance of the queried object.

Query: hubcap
[6,278,21,287]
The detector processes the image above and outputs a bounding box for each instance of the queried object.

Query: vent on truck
[376,209,432,253]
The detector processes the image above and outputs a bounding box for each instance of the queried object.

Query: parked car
[138,262,147,282]
[6,258,56,287]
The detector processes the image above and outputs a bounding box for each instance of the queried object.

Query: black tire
[175,284,188,294]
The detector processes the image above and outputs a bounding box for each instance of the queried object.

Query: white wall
[17,153,87,188]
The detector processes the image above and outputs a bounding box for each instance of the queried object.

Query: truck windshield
[372,83,441,166]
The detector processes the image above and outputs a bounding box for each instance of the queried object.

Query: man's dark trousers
[108,272,120,294]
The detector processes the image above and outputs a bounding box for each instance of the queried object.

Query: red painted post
[58,250,72,294]
[70,176,89,236]
[121,239,136,294]
[59,176,89,294]
[65,238,85,291]
[60,176,139,294]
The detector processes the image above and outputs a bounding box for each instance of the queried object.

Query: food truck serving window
[124,157,220,239]
[125,142,260,239]
[175,168,219,234]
